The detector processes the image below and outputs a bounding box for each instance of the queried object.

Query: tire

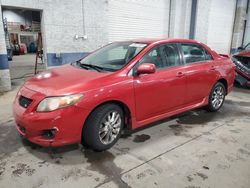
[206,82,226,112]
[82,104,124,151]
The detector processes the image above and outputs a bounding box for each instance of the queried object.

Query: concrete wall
[196,0,236,53]
[1,0,108,67]
[231,0,248,50]
[0,6,11,92]
[0,0,243,92]
[169,0,192,38]
[0,0,109,91]
[195,0,211,44]
[243,1,250,46]
[44,0,109,66]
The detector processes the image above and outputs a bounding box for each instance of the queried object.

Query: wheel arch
[82,100,132,136]
[217,78,228,94]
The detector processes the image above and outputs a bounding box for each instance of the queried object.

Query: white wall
[41,0,109,54]
[0,8,7,55]
[195,0,211,43]
[196,0,236,53]
[169,0,192,38]
[0,0,242,92]
[243,2,250,46]
[207,0,236,53]
[0,0,240,56]
[0,7,11,92]
[1,0,109,55]
[231,0,248,50]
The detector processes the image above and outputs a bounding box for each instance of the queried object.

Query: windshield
[79,42,148,71]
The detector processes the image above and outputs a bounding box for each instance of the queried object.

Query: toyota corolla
[13,39,235,151]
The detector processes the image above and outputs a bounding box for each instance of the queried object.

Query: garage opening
[1,7,45,82]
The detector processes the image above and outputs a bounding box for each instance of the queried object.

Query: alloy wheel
[99,111,122,145]
[211,85,225,110]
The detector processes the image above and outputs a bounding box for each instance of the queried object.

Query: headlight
[37,94,83,112]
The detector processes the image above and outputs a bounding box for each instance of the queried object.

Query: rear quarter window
[181,43,213,64]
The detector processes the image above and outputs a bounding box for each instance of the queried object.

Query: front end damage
[232,55,250,87]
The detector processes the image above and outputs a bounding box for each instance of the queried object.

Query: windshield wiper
[76,61,104,72]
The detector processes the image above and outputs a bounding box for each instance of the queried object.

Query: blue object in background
[28,42,37,53]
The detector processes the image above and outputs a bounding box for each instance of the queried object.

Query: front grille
[234,56,250,66]
[19,96,33,108]
[233,56,250,75]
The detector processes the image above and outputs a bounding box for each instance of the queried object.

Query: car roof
[128,38,199,44]
[125,38,219,59]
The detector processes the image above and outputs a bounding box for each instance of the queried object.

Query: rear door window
[181,43,207,64]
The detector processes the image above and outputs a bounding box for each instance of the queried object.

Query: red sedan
[13,39,235,151]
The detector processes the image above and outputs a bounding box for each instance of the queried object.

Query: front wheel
[82,104,124,151]
[206,82,226,112]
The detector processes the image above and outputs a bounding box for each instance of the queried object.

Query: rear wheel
[82,104,124,151]
[207,82,226,112]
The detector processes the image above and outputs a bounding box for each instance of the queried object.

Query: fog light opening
[18,124,26,134]
[42,128,58,139]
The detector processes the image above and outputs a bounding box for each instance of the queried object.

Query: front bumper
[13,86,90,147]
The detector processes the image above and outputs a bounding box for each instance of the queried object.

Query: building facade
[0,0,249,92]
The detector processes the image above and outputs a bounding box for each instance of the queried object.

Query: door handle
[210,66,216,70]
[176,72,185,77]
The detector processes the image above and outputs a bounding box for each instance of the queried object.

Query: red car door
[133,43,187,122]
[180,43,218,105]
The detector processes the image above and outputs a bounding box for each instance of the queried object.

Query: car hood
[235,50,250,57]
[24,64,112,96]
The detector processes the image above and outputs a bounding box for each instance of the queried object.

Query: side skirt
[133,97,209,129]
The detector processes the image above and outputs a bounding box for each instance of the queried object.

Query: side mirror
[136,63,156,75]
[237,46,244,51]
